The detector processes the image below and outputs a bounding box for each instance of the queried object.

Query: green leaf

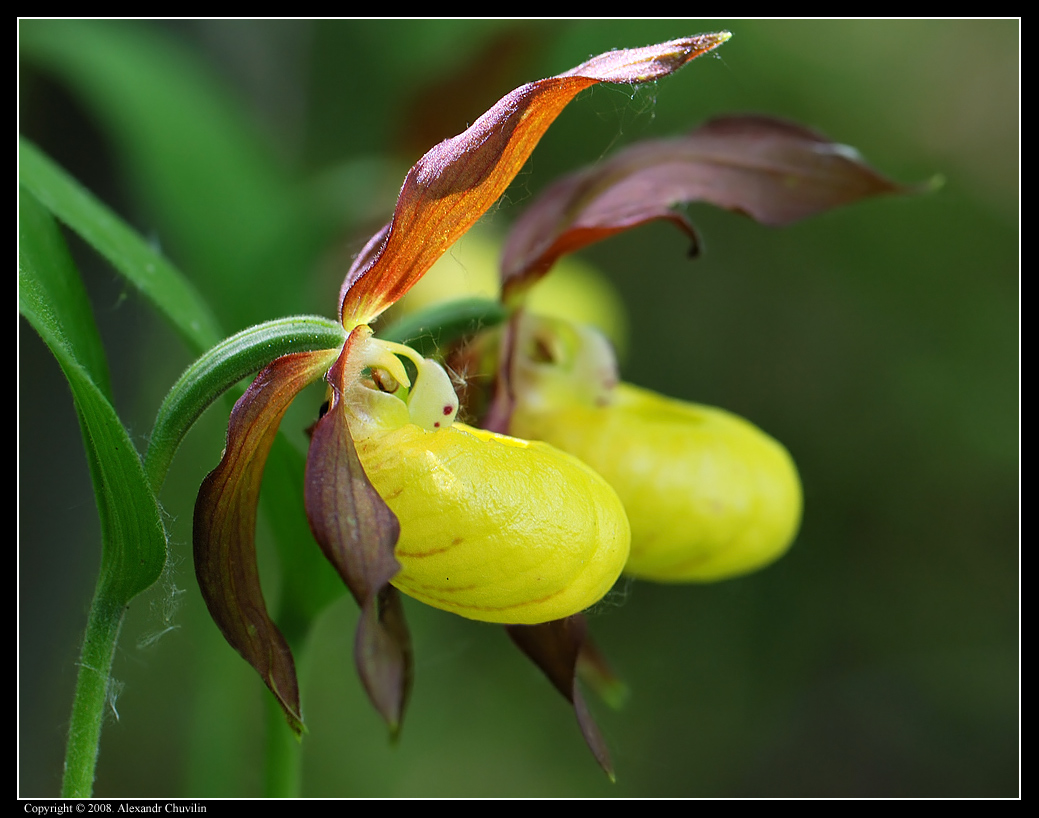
[20,19,320,326]
[19,137,222,354]
[20,187,168,796]
[18,175,113,402]
[19,185,166,614]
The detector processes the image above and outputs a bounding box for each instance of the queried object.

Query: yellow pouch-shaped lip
[353,422,630,624]
[510,383,802,582]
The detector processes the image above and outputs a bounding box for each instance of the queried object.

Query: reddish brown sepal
[304,336,411,732]
[193,349,338,735]
[502,114,910,301]
[339,33,731,326]
[507,615,615,780]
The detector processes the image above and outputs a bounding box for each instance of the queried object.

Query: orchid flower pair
[192,31,904,775]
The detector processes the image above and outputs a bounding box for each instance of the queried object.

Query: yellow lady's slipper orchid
[191,30,905,776]
[508,313,801,581]
[335,324,629,624]
[485,115,906,585]
[357,422,629,623]
[192,34,730,750]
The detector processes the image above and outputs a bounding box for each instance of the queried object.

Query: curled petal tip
[502,113,912,294]
[564,31,731,83]
[671,30,732,56]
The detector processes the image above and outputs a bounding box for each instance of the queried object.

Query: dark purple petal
[194,349,339,735]
[304,333,410,732]
[502,114,911,300]
[507,615,615,780]
[339,33,731,325]
[355,585,412,737]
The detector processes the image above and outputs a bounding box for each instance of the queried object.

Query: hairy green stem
[61,595,125,797]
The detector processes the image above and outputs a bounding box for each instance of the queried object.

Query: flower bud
[509,313,802,582]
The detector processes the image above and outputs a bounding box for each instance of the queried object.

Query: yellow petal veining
[352,420,630,624]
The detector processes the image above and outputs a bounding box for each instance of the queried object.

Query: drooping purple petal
[502,114,911,301]
[507,615,614,780]
[339,33,732,326]
[304,331,410,732]
[355,585,412,737]
[194,348,339,735]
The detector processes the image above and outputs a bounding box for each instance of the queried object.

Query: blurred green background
[19,20,1018,797]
